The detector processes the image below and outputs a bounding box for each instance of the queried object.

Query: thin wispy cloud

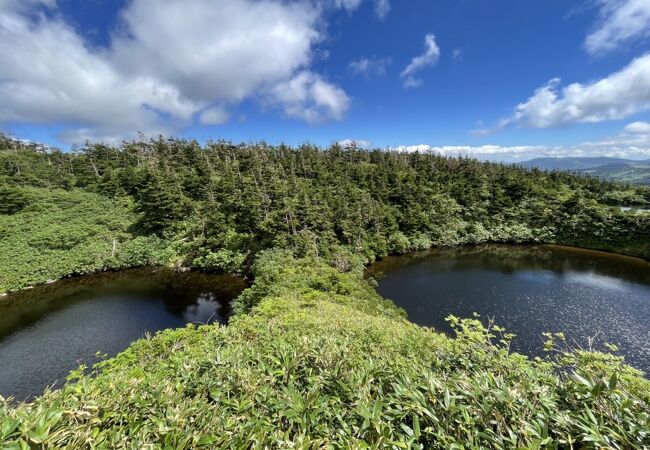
[585,0,650,55]
[400,34,440,88]
[349,56,391,78]
[374,0,390,19]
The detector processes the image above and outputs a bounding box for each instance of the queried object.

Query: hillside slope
[522,157,650,185]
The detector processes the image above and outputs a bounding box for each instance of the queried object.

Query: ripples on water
[367,245,650,375]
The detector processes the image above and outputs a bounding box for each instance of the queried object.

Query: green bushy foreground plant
[1,137,650,448]
[1,251,649,449]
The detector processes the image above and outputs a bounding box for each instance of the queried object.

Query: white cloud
[112,0,320,103]
[0,0,351,143]
[391,143,650,161]
[332,0,363,13]
[337,139,372,149]
[400,33,440,88]
[199,107,230,125]
[392,144,548,158]
[374,0,390,19]
[393,121,650,162]
[329,0,389,18]
[624,121,650,134]
[338,139,371,148]
[585,0,650,55]
[349,56,391,78]
[0,0,56,13]
[0,6,193,143]
[266,71,350,123]
[495,54,650,130]
[584,120,650,151]
[393,144,436,153]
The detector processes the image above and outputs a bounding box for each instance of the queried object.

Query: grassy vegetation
[1,251,649,448]
[1,137,650,447]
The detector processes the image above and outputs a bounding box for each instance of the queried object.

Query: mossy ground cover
[1,251,649,449]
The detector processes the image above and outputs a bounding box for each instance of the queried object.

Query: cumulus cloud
[348,56,391,78]
[400,34,440,88]
[266,71,350,123]
[491,53,650,130]
[585,0,650,55]
[624,121,650,134]
[0,6,193,143]
[0,0,351,143]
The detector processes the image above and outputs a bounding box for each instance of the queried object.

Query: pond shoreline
[3,238,648,298]
[0,267,247,401]
[1,264,248,297]
[369,243,650,376]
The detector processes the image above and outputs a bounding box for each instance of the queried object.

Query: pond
[0,268,246,402]
[367,244,650,374]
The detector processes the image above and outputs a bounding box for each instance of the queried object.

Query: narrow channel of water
[368,244,650,374]
[0,268,246,402]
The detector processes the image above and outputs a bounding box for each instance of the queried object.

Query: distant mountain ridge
[521,157,650,185]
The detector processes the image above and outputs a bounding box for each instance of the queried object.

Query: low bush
[1,252,648,448]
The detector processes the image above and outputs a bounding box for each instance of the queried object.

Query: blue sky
[1,0,650,161]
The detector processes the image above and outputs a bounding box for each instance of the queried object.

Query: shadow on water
[0,268,247,402]
[367,244,650,375]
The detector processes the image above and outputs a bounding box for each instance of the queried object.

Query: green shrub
[387,231,411,254]
[1,255,648,448]
[0,189,148,293]
[0,186,30,215]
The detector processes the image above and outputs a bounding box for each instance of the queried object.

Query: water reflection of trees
[367,244,650,287]
[0,269,246,337]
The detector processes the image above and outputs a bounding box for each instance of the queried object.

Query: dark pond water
[0,269,246,402]
[368,245,650,374]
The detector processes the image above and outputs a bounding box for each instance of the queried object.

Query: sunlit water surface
[367,245,650,374]
[0,269,246,401]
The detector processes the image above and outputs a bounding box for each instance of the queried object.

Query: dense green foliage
[1,135,650,448]
[1,135,649,293]
[0,187,175,293]
[1,251,649,448]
